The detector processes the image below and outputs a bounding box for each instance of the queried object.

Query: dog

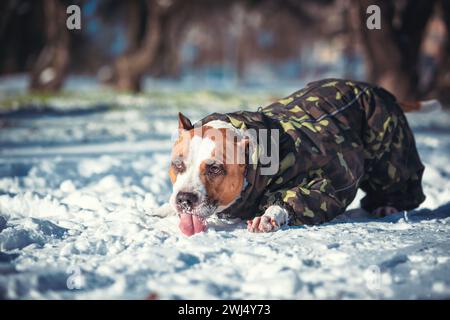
[154,79,440,236]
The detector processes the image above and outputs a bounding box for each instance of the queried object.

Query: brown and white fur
[153,113,288,234]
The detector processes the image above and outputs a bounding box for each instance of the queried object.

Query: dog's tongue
[179,213,207,236]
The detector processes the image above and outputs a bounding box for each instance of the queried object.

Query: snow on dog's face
[169,113,247,236]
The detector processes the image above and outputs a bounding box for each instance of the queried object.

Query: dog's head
[169,113,248,236]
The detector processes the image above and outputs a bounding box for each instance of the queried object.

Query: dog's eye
[206,164,224,176]
[172,160,185,173]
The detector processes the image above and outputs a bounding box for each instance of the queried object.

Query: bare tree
[431,1,450,104]
[29,0,69,92]
[149,0,192,78]
[112,0,240,90]
[356,0,437,100]
[113,0,162,92]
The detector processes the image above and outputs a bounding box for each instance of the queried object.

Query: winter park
[0,0,450,301]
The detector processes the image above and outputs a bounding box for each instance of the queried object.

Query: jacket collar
[193,111,273,220]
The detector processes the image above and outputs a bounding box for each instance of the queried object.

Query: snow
[0,80,450,299]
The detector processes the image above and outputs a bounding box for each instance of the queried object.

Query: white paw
[150,203,177,218]
[247,205,289,233]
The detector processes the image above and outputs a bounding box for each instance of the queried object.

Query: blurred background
[0,0,449,103]
[2,0,450,300]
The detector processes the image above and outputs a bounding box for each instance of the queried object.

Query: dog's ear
[178,112,193,131]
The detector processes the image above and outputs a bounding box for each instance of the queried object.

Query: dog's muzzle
[174,191,208,236]
[175,192,199,213]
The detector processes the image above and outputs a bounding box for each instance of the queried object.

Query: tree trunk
[431,0,450,105]
[357,0,435,100]
[29,0,69,92]
[114,0,161,92]
[150,1,191,78]
[124,0,145,54]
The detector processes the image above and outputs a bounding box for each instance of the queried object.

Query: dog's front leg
[247,205,289,233]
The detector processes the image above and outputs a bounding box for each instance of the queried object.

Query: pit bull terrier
[155,79,440,236]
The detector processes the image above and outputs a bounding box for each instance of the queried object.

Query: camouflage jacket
[195,79,425,225]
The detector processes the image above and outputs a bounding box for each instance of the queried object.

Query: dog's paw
[371,206,398,218]
[247,216,277,233]
[247,205,289,233]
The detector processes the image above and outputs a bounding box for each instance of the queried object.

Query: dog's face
[169,113,247,235]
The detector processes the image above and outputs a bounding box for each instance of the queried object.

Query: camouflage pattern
[195,78,426,225]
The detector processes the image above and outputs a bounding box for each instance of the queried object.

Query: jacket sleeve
[264,177,346,226]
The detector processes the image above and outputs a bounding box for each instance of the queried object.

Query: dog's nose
[176,192,199,211]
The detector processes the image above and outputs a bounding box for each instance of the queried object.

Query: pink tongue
[179,213,207,236]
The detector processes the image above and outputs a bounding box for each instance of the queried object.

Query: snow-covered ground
[0,79,449,299]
